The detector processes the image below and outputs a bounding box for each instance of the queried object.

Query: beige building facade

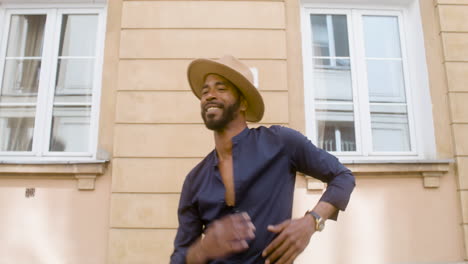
[0,0,467,263]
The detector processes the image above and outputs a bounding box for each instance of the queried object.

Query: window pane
[1,59,41,100]
[311,13,355,152]
[311,15,329,57]
[0,107,35,151]
[313,59,352,101]
[316,103,356,152]
[310,14,349,57]
[367,60,406,103]
[332,15,349,57]
[48,14,99,153]
[59,14,98,57]
[6,15,46,57]
[363,16,401,58]
[370,104,410,152]
[363,15,411,152]
[55,58,94,103]
[49,106,91,152]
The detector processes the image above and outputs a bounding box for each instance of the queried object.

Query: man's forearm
[311,201,338,221]
[186,238,208,264]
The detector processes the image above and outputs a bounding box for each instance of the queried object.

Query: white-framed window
[301,2,436,160]
[0,4,106,161]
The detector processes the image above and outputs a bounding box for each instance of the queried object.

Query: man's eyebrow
[202,80,228,88]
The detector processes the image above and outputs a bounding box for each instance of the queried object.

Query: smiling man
[170,55,355,264]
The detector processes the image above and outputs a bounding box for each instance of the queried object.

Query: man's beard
[201,99,241,131]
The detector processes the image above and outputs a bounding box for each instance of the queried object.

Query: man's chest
[194,152,295,223]
[218,158,235,206]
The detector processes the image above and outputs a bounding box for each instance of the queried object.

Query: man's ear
[240,97,248,112]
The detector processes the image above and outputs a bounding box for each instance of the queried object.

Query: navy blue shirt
[170,126,355,264]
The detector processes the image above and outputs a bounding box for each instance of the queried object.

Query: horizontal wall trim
[342,159,453,164]
[445,60,468,63]
[112,192,181,195]
[437,3,468,6]
[120,29,286,59]
[441,32,468,35]
[110,227,177,230]
[118,58,288,61]
[113,157,203,160]
[441,31,468,33]
[113,122,289,125]
[116,89,288,93]
[121,27,285,31]
[0,161,109,190]
[123,0,284,1]
[115,89,289,123]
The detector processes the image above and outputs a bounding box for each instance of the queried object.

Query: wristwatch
[305,210,325,232]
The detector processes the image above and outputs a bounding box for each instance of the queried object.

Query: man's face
[200,74,243,131]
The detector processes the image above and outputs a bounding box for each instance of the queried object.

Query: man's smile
[203,103,224,113]
[206,107,221,114]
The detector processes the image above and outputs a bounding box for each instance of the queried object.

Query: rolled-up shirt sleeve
[278,126,355,220]
[170,174,203,264]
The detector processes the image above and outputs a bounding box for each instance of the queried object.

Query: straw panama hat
[187,55,265,122]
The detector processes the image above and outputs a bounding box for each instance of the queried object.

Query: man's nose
[204,89,217,101]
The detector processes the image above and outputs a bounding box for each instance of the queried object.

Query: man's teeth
[207,107,220,112]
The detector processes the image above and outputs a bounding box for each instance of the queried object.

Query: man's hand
[262,215,315,264]
[187,212,256,264]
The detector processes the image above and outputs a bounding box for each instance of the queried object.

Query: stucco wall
[435,0,468,259]
[102,0,466,263]
[108,0,289,262]
[0,175,111,264]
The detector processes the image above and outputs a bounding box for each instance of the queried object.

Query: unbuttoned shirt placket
[212,131,243,215]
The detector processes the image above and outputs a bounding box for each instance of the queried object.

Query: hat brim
[187,59,264,122]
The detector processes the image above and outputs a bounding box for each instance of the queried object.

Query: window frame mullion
[34,9,57,157]
[396,10,418,156]
[41,9,62,156]
[345,10,363,156]
[88,8,107,159]
[352,9,372,157]
[301,7,318,143]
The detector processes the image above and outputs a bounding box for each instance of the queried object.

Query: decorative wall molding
[304,160,452,190]
[0,160,109,190]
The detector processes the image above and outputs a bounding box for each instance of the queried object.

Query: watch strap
[305,210,325,232]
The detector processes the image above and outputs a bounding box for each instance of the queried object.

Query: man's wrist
[304,210,325,232]
[303,213,317,232]
[187,238,209,264]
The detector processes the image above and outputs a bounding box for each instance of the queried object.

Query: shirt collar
[231,126,250,144]
[210,127,250,167]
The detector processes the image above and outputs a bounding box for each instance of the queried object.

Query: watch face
[317,222,325,231]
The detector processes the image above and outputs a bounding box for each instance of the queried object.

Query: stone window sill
[0,160,109,190]
[304,159,453,190]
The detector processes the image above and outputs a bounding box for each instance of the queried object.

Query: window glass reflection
[316,103,356,152]
[6,15,46,57]
[370,104,410,152]
[311,14,356,152]
[0,107,36,151]
[59,14,98,57]
[363,16,402,58]
[49,106,90,152]
[1,59,41,98]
